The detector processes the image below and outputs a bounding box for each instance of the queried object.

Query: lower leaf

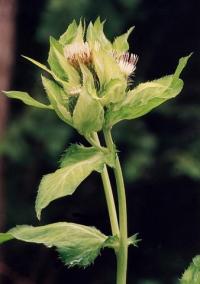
[0,222,116,268]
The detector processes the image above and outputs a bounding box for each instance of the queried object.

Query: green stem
[103,129,128,284]
[92,133,119,237]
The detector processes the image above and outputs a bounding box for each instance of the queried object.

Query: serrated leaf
[180,255,200,283]
[41,76,72,124]
[72,89,104,135]
[113,27,134,54]
[1,222,110,267]
[2,91,53,109]
[48,37,80,86]
[59,20,78,45]
[86,17,112,51]
[35,144,112,219]
[128,233,141,247]
[105,54,192,127]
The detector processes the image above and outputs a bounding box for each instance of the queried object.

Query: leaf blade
[2,91,53,109]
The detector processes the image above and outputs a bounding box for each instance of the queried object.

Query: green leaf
[0,233,13,244]
[59,20,78,45]
[99,79,126,106]
[35,144,112,219]
[128,233,141,247]
[92,48,124,88]
[105,54,192,127]
[48,37,80,86]
[22,55,52,74]
[73,89,104,135]
[113,27,134,54]
[41,76,72,124]
[86,17,112,51]
[2,91,53,109]
[1,222,110,267]
[180,255,200,283]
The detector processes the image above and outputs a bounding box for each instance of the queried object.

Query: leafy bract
[0,222,115,267]
[105,54,192,127]
[41,76,72,124]
[59,20,78,45]
[99,79,126,106]
[0,233,13,244]
[180,255,200,284]
[113,27,134,54]
[86,18,112,51]
[48,37,80,86]
[35,144,113,219]
[2,91,53,109]
[73,89,104,135]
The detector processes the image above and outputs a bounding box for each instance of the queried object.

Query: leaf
[59,20,78,45]
[128,233,141,247]
[180,255,200,283]
[105,54,192,127]
[72,89,104,135]
[41,76,72,124]
[0,233,13,244]
[99,79,126,106]
[22,55,52,74]
[35,144,112,219]
[2,91,53,109]
[113,27,134,54]
[0,222,112,267]
[92,48,124,88]
[48,37,80,86]
[86,17,112,51]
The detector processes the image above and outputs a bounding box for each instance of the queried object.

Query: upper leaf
[41,76,72,124]
[59,20,78,45]
[105,54,192,127]
[72,88,104,135]
[113,27,134,54]
[86,18,112,51]
[0,233,13,244]
[2,91,53,110]
[48,37,80,86]
[0,222,113,267]
[35,144,113,219]
[180,255,200,284]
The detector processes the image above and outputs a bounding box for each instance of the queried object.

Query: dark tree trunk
[0,0,16,233]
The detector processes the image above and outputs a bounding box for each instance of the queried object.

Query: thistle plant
[0,18,191,284]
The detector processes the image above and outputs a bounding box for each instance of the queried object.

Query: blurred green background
[0,0,199,283]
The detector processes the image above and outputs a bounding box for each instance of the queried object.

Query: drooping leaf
[113,26,134,54]
[2,91,53,109]
[41,76,72,124]
[35,144,113,219]
[0,222,115,267]
[72,89,104,135]
[59,20,78,45]
[180,255,200,284]
[105,54,192,127]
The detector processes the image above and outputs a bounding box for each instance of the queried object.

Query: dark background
[0,0,200,283]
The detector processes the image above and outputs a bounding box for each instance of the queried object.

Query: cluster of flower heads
[57,18,138,97]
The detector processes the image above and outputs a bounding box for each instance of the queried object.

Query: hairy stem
[92,132,119,237]
[103,129,128,284]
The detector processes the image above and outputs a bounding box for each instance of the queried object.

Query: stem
[92,133,119,237]
[103,129,128,284]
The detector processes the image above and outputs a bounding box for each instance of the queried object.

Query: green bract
[0,18,191,278]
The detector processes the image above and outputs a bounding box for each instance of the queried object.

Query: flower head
[64,42,91,66]
[116,53,138,77]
